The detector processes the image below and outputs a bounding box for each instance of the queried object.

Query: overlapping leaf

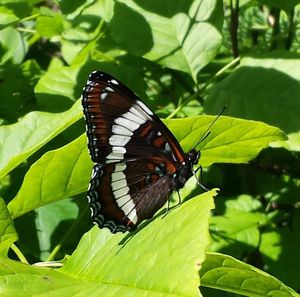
[107,0,223,81]
[200,252,299,297]
[1,190,216,297]
[0,197,18,257]
[0,100,82,179]
[204,53,300,151]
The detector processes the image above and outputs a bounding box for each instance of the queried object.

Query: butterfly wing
[82,71,188,232]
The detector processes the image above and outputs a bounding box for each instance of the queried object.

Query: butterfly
[82,71,203,233]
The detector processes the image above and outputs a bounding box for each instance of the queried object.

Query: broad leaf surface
[204,53,300,151]
[108,0,223,81]
[200,252,299,297]
[209,195,267,257]
[260,209,300,291]
[35,199,79,261]
[2,190,216,297]
[165,115,286,166]
[8,116,285,218]
[0,197,17,256]
[8,135,91,219]
[0,100,82,179]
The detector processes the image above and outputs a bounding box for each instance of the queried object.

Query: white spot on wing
[165,142,171,152]
[101,92,108,101]
[111,146,126,154]
[128,209,138,224]
[106,152,124,160]
[129,106,147,120]
[111,179,127,191]
[109,135,131,146]
[110,79,119,85]
[112,125,133,136]
[136,100,153,115]
[122,111,146,125]
[115,163,127,172]
[114,186,129,198]
[116,194,131,207]
[105,86,114,92]
[115,117,139,132]
[111,171,126,182]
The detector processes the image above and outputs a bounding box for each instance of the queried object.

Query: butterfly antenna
[193,106,226,150]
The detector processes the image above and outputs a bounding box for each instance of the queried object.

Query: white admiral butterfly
[82,71,202,233]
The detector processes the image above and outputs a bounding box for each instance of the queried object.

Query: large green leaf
[0,100,82,179]
[8,116,285,219]
[209,195,267,257]
[108,0,223,81]
[165,115,286,166]
[35,198,79,261]
[1,190,216,296]
[0,197,18,256]
[8,135,91,219]
[260,209,300,291]
[200,252,299,297]
[204,53,300,150]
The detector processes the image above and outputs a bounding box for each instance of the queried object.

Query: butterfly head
[186,148,200,166]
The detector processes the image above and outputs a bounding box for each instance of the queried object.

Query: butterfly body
[82,71,199,233]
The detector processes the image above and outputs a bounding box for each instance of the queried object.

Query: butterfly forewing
[82,71,190,232]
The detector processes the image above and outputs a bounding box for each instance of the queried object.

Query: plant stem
[167,57,240,119]
[286,8,295,50]
[270,7,280,50]
[230,0,239,58]
[11,244,29,265]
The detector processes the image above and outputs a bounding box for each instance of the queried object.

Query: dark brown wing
[82,71,188,232]
[82,71,187,165]
[88,159,175,233]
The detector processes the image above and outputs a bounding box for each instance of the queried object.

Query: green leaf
[0,100,82,179]
[0,60,41,122]
[62,190,216,296]
[165,115,287,167]
[8,116,285,218]
[35,198,79,261]
[36,15,64,38]
[35,66,80,111]
[204,53,300,136]
[2,190,216,296]
[108,0,223,81]
[209,195,267,257]
[0,6,19,29]
[8,135,91,219]
[260,209,300,291]
[200,252,299,297]
[0,197,18,256]
[0,27,27,66]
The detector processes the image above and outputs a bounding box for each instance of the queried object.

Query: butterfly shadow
[115,206,171,253]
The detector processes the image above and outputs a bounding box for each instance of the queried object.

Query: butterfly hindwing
[88,159,175,232]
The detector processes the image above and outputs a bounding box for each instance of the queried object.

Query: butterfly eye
[187,149,200,165]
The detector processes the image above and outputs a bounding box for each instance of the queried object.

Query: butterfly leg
[174,190,181,207]
[193,166,209,191]
[162,191,182,219]
[162,198,171,218]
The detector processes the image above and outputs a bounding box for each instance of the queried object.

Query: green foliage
[0,0,299,296]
